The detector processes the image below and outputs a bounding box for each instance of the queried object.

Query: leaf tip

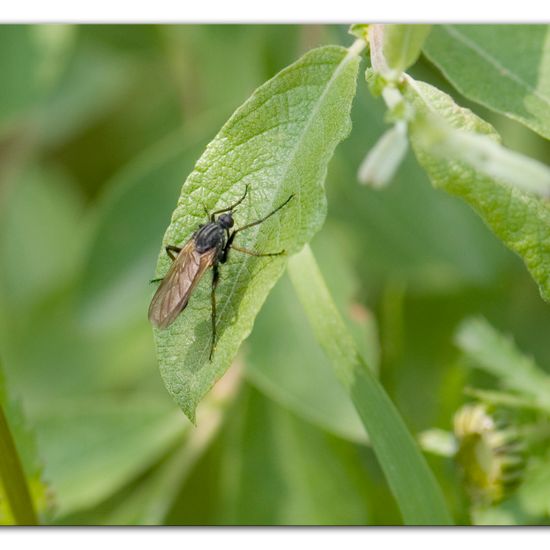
[182,403,197,426]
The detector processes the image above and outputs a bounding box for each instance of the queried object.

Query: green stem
[288,245,452,525]
[0,403,38,525]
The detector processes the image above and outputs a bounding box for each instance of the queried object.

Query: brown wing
[148,239,217,329]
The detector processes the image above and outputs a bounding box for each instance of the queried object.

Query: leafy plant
[1,23,550,526]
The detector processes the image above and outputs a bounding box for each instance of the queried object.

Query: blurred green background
[1,24,550,525]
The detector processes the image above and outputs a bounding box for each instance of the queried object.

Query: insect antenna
[232,194,294,236]
[209,185,249,219]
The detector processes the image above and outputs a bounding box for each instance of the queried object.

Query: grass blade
[288,245,452,525]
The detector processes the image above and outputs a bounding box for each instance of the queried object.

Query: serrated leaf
[152,45,360,421]
[405,77,550,303]
[423,25,550,139]
[0,363,48,525]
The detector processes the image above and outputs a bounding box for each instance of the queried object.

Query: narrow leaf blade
[288,246,452,525]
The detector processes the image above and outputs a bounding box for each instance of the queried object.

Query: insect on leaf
[151,45,360,421]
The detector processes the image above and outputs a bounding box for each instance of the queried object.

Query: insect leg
[232,194,294,236]
[220,232,235,263]
[209,185,249,220]
[230,245,285,257]
[150,245,183,284]
[209,263,220,361]
[165,245,182,261]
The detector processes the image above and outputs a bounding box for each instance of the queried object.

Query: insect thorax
[195,222,226,253]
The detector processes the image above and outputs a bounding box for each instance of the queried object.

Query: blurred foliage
[1,24,550,525]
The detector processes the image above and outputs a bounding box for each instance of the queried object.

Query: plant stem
[0,403,38,525]
[347,37,367,58]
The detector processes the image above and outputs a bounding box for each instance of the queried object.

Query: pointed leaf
[152,45,360,421]
[406,77,550,303]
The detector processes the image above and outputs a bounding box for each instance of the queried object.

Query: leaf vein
[443,25,550,107]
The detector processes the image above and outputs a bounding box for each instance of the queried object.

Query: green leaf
[35,396,186,517]
[405,77,550,303]
[423,25,550,139]
[348,24,369,43]
[382,25,432,74]
[246,226,378,443]
[0,362,47,525]
[246,274,368,444]
[330,139,511,293]
[152,45,361,421]
[413,114,550,198]
[455,317,550,413]
[288,246,452,525]
[367,24,431,80]
[53,366,242,526]
[218,384,374,525]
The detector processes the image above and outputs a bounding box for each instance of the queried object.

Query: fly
[148,185,294,360]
